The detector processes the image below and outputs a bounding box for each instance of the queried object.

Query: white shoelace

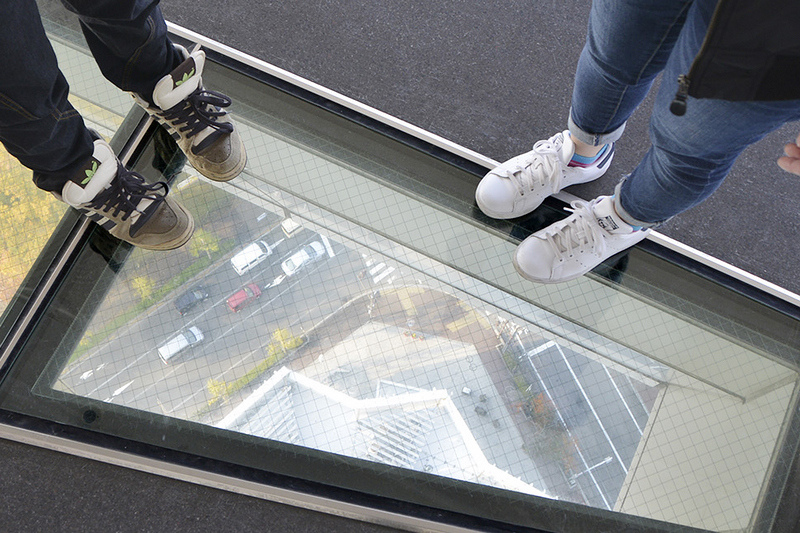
[505,136,564,196]
[542,200,606,261]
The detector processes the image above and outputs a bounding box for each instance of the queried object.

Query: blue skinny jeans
[0,0,178,192]
[568,0,800,225]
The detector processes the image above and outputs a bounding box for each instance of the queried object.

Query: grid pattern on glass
[0,28,131,317]
[23,75,795,533]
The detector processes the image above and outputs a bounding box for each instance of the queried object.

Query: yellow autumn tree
[0,152,66,311]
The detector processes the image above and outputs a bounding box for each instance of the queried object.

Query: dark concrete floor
[0,438,404,533]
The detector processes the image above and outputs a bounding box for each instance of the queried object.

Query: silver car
[281,241,325,276]
[157,326,204,364]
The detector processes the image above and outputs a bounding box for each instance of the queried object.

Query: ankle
[610,196,644,232]
[572,135,607,158]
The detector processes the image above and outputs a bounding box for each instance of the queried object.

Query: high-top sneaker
[134,45,246,182]
[476,130,613,219]
[57,138,194,250]
[512,195,650,283]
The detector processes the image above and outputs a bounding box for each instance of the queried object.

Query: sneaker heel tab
[153,52,204,110]
[91,138,115,160]
[559,130,576,161]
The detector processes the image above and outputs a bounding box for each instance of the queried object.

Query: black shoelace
[88,163,168,222]
[161,88,234,141]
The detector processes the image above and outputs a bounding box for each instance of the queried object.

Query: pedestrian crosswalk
[363,256,397,285]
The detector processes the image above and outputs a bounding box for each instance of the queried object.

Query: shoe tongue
[592,196,634,234]
[61,140,117,206]
[558,133,576,165]
[152,50,206,110]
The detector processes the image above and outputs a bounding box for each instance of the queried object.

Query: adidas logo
[82,160,98,185]
[72,158,101,188]
[172,59,196,88]
[176,67,195,87]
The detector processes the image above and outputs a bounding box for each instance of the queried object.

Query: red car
[226,283,262,312]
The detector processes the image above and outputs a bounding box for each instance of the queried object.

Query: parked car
[157,326,204,364]
[226,283,262,312]
[230,240,273,276]
[281,241,325,276]
[174,286,209,315]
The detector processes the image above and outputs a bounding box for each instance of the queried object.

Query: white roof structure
[218,366,549,498]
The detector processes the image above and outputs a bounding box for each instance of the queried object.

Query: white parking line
[321,235,335,258]
[603,366,643,435]
[368,262,386,276]
[373,266,395,284]
[524,343,612,510]
[554,344,628,474]
[86,350,152,396]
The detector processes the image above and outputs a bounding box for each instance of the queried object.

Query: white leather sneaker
[476,131,613,219]
[513,195,650,283]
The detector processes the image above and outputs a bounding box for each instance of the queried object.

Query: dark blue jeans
[568,0,800,225]
[0,0,179,192]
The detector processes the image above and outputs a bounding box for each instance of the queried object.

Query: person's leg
[513,0,800,284]
[0,1,94,193]
[61,0,246,181]
[59,0,179,100]
[476,0,694,220]
[569,0,694,148]
[615,0,800,226]
[0,2,193,249]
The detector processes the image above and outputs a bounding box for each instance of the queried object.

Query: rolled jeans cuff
[613,179,664,228]
[568,107,626,147]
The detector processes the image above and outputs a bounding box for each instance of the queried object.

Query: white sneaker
[476,130,613,219]
[513,196,650,283]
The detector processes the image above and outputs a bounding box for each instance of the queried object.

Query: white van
[158,326,204,364]
[230,240,273,276]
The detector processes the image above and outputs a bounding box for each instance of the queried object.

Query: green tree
[206,378,229,406]
[0,153,65,310]
[187,227,221,259]
[269,328,304,355]
[130,275,156,303]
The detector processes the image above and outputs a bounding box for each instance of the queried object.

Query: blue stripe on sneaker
[569,144,610,168]
[597,143,615,169]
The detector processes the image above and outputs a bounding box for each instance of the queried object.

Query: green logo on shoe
[82,161,98,185]
[176,68,195,86]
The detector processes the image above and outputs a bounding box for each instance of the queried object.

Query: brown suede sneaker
[133,45,247,182]
[57,138,194,251]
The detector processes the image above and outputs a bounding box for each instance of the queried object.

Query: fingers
[778,153,800,176]
[785,139,800,156]
[778,136,800,176]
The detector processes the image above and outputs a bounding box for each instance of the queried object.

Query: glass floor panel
[2,16,800,533]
